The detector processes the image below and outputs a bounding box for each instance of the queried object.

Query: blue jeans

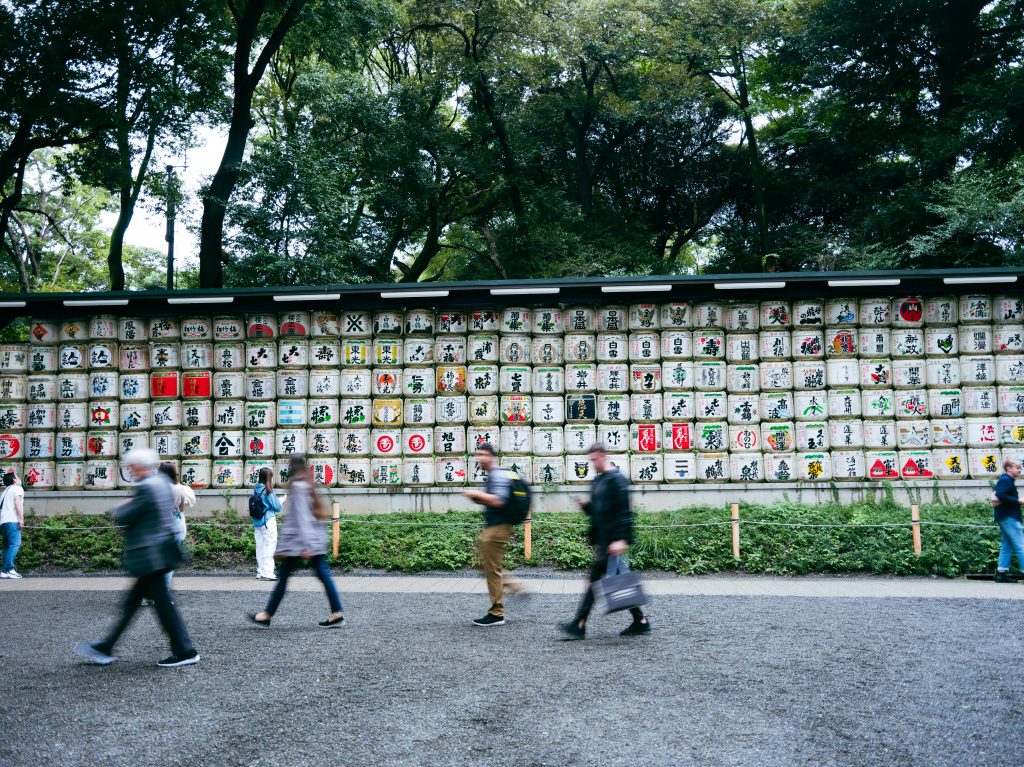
[1,522,21,572]
[997,517,1024,572]
[264,555,343,616]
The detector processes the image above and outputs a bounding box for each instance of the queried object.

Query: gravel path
[1,587,1021,766]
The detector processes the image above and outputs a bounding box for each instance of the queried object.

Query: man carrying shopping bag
[561,443,650,640]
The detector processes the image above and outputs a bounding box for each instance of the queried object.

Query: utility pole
[165,164,176,291]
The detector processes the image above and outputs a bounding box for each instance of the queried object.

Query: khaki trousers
[477,524,520,617]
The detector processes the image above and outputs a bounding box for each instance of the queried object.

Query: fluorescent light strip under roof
[63,299,130,307]
[943,276,1018,285]
[490,287,561,296]
[601,284,673,293]
[380,290,450,299]
[0,301,27,308]
[827,279,901,287]
[714,281,786,290]
[167,296,234,305]
[273,293,342,302]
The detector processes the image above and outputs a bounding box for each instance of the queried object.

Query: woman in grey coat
[248,454,345,628]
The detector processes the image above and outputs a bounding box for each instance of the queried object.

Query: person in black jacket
[562,443,650,640]
[993,458,1024,582]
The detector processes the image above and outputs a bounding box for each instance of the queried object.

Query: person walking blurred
[74,448,199,667]
[247,455,344,628]
[252,467,281,581]
[994,458,1024,582]
[158,462,195,591]
[0,471,25,579]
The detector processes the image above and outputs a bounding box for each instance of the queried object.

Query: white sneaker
[0,571,11,579]
[6,570,22,579]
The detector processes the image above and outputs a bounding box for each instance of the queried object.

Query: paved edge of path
[3,575,1024,600]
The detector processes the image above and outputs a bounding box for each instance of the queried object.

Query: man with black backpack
[463,443,530,626]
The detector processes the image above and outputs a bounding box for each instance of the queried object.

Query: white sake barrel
[695,421,726,452]
[794,391,828,421]
[627,454,661,484]
[182,401,212,429]
[58,344,87,371]
[118,432,149,457]
[931,419,966,447]
[961,355,996,386]
[532,396,565,425]
[759,331,790,360]
[404,308,440,335]
[1000,386,1024,415]
[730,453,762,482]
[862,390,895,419]
[0,403,25,431]
[243,459,274,487]
[964,386,997,415]
[630,394,661,423]
[118,343,150,372]
[87,315,117,340]
[664,392,695,421]
[959,295,992,324]
[180,430,212,458]
[923,296,956,326]
[57,319,88,342]
[498,307,529,335]
[468,334,499,363]
[57,402,87,430]
[118,402,150,432]
[84,459,117,490]
[761,422,795,453]
[761,453,795,482]
[859,298,891,327]
[662,361,694,391]
[336,458,370,486]
[994,325,1024,354]
[597,334,628,363]
[889,359,924,390]
[28,346,57,373]
[371,369,401,397]
[244,341,276,370]
[366,310,399,337]
[725,304,758,332]
[826,359,858,387]
[532,307,563,334]
[759,300,791,329]
[925,327,957,357]
[831,450,865,481]
[997,355,1024,385]
[308,339,342,368]
[278,312,309,338]
[147,318,179,341]
[533,366,564,395]
[862,450,898,480]
[370,458,402,486]
[28,375,56,403]
[895,389,928,420]
[276,428,307,456]
[468,396,498,425]
[695,361,726,391]
[434,457,467,486]
[435,336,467,364]
[404,368,438,397]
[662,453,696,483]
[825,299,858,326]
[89,371,118,400]
[796,452,832,481]
[564,424,596,454]
[959,325,993,355]
[627,304,659,332]
[401,457,433,486]
[760,392,794,422]
[896,420,931,448]
[726,393,759,425]
[858,359,892,389]
[246,314,277,339]
[596,424,629,453]
[29,320,58,345]
[339,368,370,397]
[695,391,727,421]
[968,449,1002,479]
[498,336,529,364]
[931,449,967,480]
[728,425,760,453]
[341,339,369,367]
[995,295,1024,323]
[151,400,183,429]
[84,429,115,458]
[179,459,210,489]
[243,431,274,459]
[759,361,792,391]
[662,334,693,369]
[929,389,963,419]
[830,418,864,450]
[213,316,245,341]
[469,309,500,333]
[594,306,626,332]
[58,373,89,402]
[790,300,822,328]
[501,425,532,455]
[791,330,824,359]
[180,371,212,401]
[23,460,54,489]
[436,395,468,424]
[793,361,825,390]
[696,452,728,482]
[212,430,243,458]
[859,329,891,357]
[898,450,934,480]
[404,397,435,426]
[149,343,180,369]
[826,390,860,420]
[27,403,56,431]
[277,370,308,398]
[211,459,244,489]
[56,430,87,459]
[307,428,338,457]
[726,334,759,363]
[307,369,340,398]
[656,302,690,330]
[0,432,21,461]
[436,365,467,395]
[0,375,26,403]
[180,317,212,341]
[692,330,725,359]
[277,340,309,368]
[891,328,925,357]
[596,364,628,393]
[795,421,829,451]
[925,359,958,389]
[692,302,725,329]
[372,399,403,428]
[212,371,244,400]
[629,333,660,363]
[151,430,180,458]
[401,427,433,456]
[0,345,27,373]
[889,297,924,328]
[631,365,662,393]
[825,327,857,357]
[467,426,499,453]
[966,417,999,448]
[276,399,307,427]
[432,425,464,455]
[242,372,274,401]
[1000,417,1024,448]
[596,394,629,424]
[307,399,339,428]
[55,460,86,489]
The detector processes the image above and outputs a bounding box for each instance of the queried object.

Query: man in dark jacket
[994,458,1024,582]
[74,448,199,667]
[562,443,650,639]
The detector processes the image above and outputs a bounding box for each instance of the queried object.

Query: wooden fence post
[524,511,532,560]
[910,504,921,556]
[332,501,340,558]
[731,503,741,561]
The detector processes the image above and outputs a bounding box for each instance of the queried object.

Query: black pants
[100,570,195,657]
[573,554,646,624]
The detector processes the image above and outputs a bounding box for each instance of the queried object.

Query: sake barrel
[660,303,692,329]
[57,373,88,401]
[859,359,892,389]
[246,314,277,339]
[436,365,467,395]
[1000,416,1024,448]
[434,456,467,486]
[692,330,725,359]
[791,330,824,359]
[795,422,829,451]
[828,389,862,419]
[337,458,371,486]
[397,368,431,397]
[370,457,402,486]
[658,421,693,452]
[794,391,828,421]
[961,355,996,386]
[726,393,759,425]
[469,309,500,332]
[28,376,56,403]
[27,403,55,431]
[56,431,87,459]
[892,359,926,389]
[596,394,629,424]
[401,427,433,456]
[859,329,891,357]
[0,429,23,461]
[118,432,149,456]
[29,320,58,345]
[723,304,757,332]
[930,389,963,419]
[306,399,339,428]
[152,430,181,458]
[85,428,118,457]
[564,424,596,454]
[84,459,117,490]
[926,358,960,389]
[372,399,403,428]
[696,452,728,482]
[278,312,309,339]
[696,361,726,391]
[824,299,858,326]
[825,327,857,357]
[860,298,891,327]
[959,295,992,324]
[662,453,697,484]
[759,300,792,329]
[932,449,968,479]
[763,453,797,481]
[499,307,529,334]
[57,402,87,430]
[182,401,212,429]
[759,331,790,360]
[89,371,118,400]
[959,325,993,355]
[661,362,694,392]
[89,315,117,340]
[759,361,793,391]
[181,317,212,341]
[213,316,245,341]
[996,355,1024,385]
[631,365,662,393]
[342,339,371,368]
[55,460,85,489]
[371,310,402,336]
[310,339,342,367]
[23,460,54,489]
[891,328,925,357]
[151,400,183,428]
[434,336,467,365]
[277,340,309,368]
[931,418,967,447]
[791,300,823,327]
[59,319,89,342]
[469,334,499,363]
[994,295,1024,323]
[533,366,565,395]
[726,334,759,363]
[595,306,626,332]
[404,397,434,426]
[180,459,211,489]
[209,459,243,489]
[833,419,866,450]
[119,402,150,431]
[596,364,628,393]
[308,428,338,457]
[797,452,832,481]
[653,331,689,362]
[0,403,25,431]
[150,371,180,399]
[0,375,26,403]
[1000,386,1024,415]
[966,417,999,447]
[501,425,532,455]
[964,386,997,415]
[28,346,57,373]
[528,396,561,425]
[692,302,725,329]
[695,421,726,452]
[308,369,340,398]
[532,307,563,334]
[629,394,661,423]
[402,458,433,486]
[180,371,212,401]
[58,344,87,371]
[277,370,308,399]
[339,368,370,397]
[925,326,957,357]
[148,318,180,341]
[119,344,150,372]
[214,371,245,400]
[276,428,307,456]
[663,392,695,422]
[274,399,305,428]
[624,304,658,332]
[180,429,212,458]
[896,420,931,448]
[243,431,274,458]
[862,389,895,419]
[436,395,468,424]
[895,389,928,420]
[431,426,465,455]
[891,297,925,328]
[968,449,1002,479]
[729,425,761,453]
[899,450,934,480]
[0,345,27,373]
[468,396,498,424]
[793,361,825,390]
[760,392,795,422]
[244,459,275,486]
[695,391,727,421]
[730,453,763,482]
[994,325,1024,354]
[383,310,416,336]
[826,359,858,387]
[596,424,628,453]
[628,333,660,363]
[832,450,866,481]
[497,336,529,364]
[149,343,180,369]
[925,296,957,326]
[369,368,400,398]
[757,421,793,453]
[337,428,369,457]
[467,426,499,452]
[597,334,628,363]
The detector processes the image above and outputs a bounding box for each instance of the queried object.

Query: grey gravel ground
[1,586,1022,767]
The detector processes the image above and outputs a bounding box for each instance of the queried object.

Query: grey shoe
[74,641,116,665]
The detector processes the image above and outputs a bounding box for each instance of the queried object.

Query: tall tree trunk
[733,49,769,259]
[108,187,131,291]
[0,157,31,292]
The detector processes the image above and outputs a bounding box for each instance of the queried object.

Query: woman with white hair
[74,448,200,668]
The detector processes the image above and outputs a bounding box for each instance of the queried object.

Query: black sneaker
[318,615,345,628]
[472,614,506,627]
[74,641,116,665]
[560,621,586,640]
[157,651,200,668]
[620,619,651,637]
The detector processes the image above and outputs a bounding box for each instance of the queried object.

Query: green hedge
[13,501,1003,577]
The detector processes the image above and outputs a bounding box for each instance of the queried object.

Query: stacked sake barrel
[2,295,1021,490]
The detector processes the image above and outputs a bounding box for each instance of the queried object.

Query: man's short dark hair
[587,442,607,455]
[2,472,15,486]
[474,442,497,456]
